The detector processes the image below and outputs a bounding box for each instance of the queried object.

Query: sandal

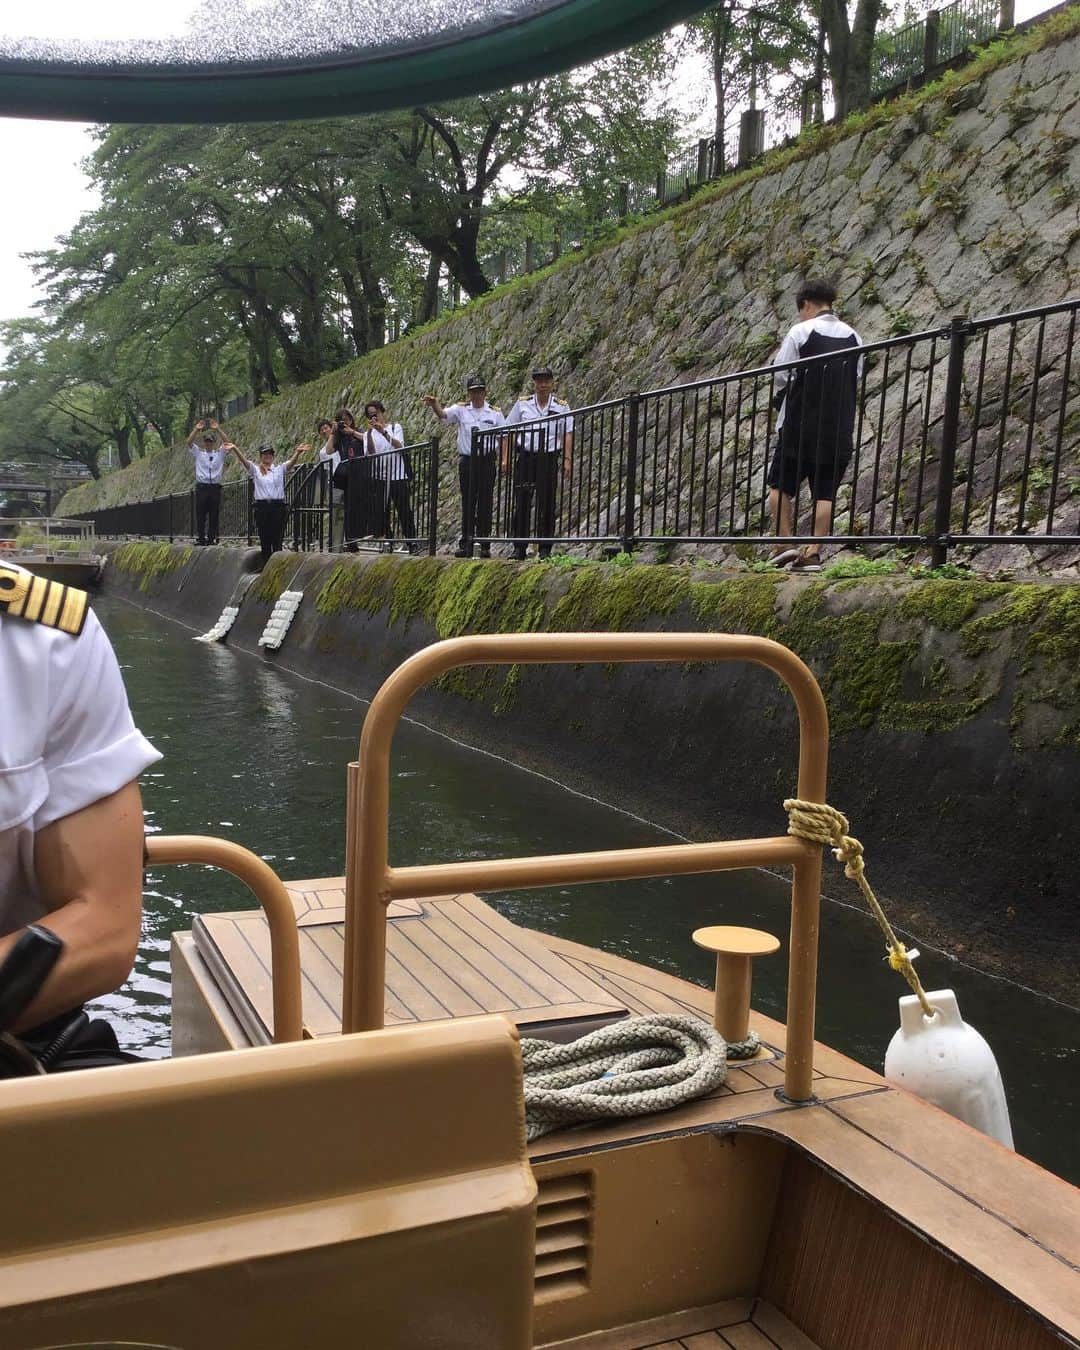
[788,548,823,573]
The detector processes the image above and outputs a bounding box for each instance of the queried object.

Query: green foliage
[822,556,900,578]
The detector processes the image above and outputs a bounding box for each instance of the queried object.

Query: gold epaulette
[0,564,89,636]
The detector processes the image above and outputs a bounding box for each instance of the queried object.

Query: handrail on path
[343,632,829,1103]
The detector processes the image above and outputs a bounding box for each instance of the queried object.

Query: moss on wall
[109,541,193,591]
[304,551,1080,747]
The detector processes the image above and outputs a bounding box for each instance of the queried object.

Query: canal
[92,596,1079,1185]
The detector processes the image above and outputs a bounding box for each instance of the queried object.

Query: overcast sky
[0,0,1047,340]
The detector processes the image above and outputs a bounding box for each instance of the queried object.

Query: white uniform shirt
[366,424,409,482]
[772,313,864,431]
[318,439,343,502]
[0,571,161,937]
[505,394,573,453]
[442,401,505,456]
[246,462,287,501]
[188,443,226,484]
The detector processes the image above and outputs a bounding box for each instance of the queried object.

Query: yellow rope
[784,798,935,1018]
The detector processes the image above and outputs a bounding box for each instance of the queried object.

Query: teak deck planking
[191,877,1080,1348]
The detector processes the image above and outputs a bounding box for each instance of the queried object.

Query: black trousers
[254,499,288,563]
[458,453,497,545]
[383,479,416,541]
[512,451,558,553]
[195,482,222,543]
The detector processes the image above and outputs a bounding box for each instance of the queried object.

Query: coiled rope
[784,798,934,1018]
[520,1013,759,1141]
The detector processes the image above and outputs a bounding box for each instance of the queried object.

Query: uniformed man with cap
[0,560,160,1035]
[504,365,573,561]
[423,376,505,558]
[188,418,228,545]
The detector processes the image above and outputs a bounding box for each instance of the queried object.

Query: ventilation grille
[534,1173,592,1302]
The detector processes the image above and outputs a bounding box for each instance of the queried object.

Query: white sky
[0,0,1049,342]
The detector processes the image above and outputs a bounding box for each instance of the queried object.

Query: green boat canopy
[0,0,712,123]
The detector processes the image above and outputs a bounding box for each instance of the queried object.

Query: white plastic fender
[885,988,1014,1148]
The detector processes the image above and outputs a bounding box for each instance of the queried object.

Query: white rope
[521,1013,759,1141]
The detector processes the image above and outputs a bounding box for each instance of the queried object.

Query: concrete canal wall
[100,542,1079,1004]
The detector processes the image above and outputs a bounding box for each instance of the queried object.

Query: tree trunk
[417,253,441,325]
[114,424,132,470]
[820,0,884,118]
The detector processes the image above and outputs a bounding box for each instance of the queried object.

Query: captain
[0,562,160,1032]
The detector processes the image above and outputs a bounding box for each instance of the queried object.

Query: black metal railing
[464,296,1078,561]
[77,439,442,556]
[77,299,1077,565]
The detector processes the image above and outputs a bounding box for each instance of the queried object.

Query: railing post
[464,427,478,556]
[524,236,536,273]
[998,0,1015,27]
[189,489,195,541]
[654,170,665,204]
[932,315,969,567]
[738,109,766,167]
[617,182,629,220]
[696,138,709,185]
[923,9,941,72]
[622,392,641,556]
[427,435,440,558]
[168,493,175,543]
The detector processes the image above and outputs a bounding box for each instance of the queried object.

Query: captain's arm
[0,782,145,1030]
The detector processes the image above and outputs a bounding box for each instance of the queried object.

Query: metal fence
[78,300,1078,565]
[463,296,1078,563]
[76,440,443,556]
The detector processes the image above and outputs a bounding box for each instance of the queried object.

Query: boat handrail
[146,834,304,1043]
[343,632,828,1102]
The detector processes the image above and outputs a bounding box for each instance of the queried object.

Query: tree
[817,0,888,118]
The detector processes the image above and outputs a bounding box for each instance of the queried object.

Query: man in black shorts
[767,279,863,571]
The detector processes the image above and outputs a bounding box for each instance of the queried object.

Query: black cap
[257,443,275,455]
[464,374,486,390]
[531,364,554,379]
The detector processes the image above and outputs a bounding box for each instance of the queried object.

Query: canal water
[93,596,1079,1185]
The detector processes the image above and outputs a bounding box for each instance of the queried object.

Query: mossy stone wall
[102,543,1079,1001]
[63,11,1080,564]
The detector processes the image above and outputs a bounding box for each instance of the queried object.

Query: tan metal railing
[146,835,304,1043]
[343,633,828,1102]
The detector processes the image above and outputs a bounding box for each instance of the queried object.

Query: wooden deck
[187,877,1080,1349]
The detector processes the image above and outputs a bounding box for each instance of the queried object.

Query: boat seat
[0,1016,536,1349]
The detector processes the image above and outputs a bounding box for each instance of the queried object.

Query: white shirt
[442,401,506,456]
[0,568,161,937]
[505,394,573,453]
[772,313,864,431]
[188,443,226,484]
[246,462,287,501]
[366,423,409,481]
[318,439,343,501]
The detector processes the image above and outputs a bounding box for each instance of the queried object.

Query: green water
[92,597,1079,1185]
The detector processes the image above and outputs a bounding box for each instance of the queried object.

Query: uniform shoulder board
[0,563,89,637]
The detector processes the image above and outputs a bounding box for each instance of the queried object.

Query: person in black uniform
[188,419,227,545]
[768,280,863,572]
[504,365,573,561]
[331,407,382,551]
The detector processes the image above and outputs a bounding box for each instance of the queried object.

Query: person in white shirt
[504,365,573,561]
[423,375,505,558]
[363,401,418,554]
[188,419,228,545]
[314,418,344,549]
[0,560,160,1035]
[768,279,864,573]
[226,439,308,563]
